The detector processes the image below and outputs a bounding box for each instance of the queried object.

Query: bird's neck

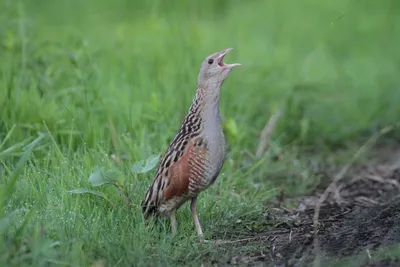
[189,81,222,122]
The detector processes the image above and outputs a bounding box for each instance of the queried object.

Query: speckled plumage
[141,48,240,238]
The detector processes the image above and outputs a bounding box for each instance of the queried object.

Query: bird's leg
[170,209,177,234]
[191,197,204,239]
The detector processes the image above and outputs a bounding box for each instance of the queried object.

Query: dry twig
[256,107,283,158]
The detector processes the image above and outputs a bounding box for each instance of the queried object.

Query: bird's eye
[208,58,214,65]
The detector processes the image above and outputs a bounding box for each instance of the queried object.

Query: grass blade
[2,133,47,206]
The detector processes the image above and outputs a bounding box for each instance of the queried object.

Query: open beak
[217,48,241,69]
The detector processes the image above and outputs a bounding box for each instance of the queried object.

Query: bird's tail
[141,177,163,219]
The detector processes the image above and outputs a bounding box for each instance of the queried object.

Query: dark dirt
[210,145,400,267]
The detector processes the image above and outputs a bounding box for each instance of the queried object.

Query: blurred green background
[1,0,400,266]
[2,0,400,148]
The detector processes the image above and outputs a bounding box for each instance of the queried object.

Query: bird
[141,48,240,239]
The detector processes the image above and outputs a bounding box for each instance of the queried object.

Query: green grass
[1,0,400,266]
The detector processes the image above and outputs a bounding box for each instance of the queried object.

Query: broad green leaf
[88,167,119,187]
[131,154,160,174]
[224,118,239,139]
[67,188,113,205]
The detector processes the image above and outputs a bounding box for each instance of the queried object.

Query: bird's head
[197,48,241,87]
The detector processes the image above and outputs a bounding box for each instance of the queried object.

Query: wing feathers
[142,137,208,218]
[163,145,192,200]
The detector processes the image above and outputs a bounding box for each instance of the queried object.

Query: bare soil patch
[210,144,400,267]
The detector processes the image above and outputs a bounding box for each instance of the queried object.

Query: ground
[1,0,400,266]
[205,143,400,266]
